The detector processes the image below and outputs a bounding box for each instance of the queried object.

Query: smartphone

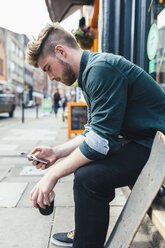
[20,152,49,164]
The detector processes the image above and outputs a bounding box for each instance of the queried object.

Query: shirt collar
[78,50,90,88]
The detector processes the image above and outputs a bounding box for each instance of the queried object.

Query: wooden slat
[151,198,165,240]
[122,185,165,241]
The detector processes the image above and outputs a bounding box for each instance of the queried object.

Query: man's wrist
[52,146,61,160]
[48,161,64,181]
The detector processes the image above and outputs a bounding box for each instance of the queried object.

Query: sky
[0,0,80,38]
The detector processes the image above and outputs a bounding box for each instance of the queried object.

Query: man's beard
[57,58,77,86]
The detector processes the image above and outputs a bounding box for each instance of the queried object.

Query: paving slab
[0,167,11,181]
[8,165,28,177]
[0,157,31,165]
[55,182,74,207]
[20,166,50,176]
[49,206,74,248]
[0,208,53,248]
[0,182,28,207]
[0,160,14,167]
[111,188,127,206]
[17,180,74,208]
[3,176,42,183]
[60,174,74,183]
[0,144,19,151]
[0,150,21,156]
[18,182,40,208]
[2,129,57,141]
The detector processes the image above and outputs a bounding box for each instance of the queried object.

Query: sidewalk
[0,108,153,248]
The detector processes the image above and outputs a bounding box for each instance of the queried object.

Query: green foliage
[72,26,95,49]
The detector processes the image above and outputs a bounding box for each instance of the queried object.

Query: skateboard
[105,131,165,248]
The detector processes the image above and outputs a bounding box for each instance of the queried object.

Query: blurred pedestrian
[61,94,67,112]
[52,88,61,117]
[26,23,165,248]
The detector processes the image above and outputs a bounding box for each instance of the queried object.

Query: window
[11,62,15,72]
[148,1,165,86]
[20,50,23,58]
[11,41,15,52]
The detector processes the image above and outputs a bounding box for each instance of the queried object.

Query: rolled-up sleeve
[79,63,128,160]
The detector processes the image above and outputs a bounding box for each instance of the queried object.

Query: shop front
[101,0,165,88]
[147,0,165,88]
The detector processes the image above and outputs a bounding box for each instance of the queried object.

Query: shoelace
[67,230,75,240]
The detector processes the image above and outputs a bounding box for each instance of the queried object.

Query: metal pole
[22,102,24,123]
[102,0,115,53]
[21,91,24,123]
[36,103,38,118]
[130,0,136,63]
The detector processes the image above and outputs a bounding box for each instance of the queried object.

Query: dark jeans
[73,142,151,248]
[54,103,59,114]
[62,103,66,112]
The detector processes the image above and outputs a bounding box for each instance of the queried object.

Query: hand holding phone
[20,152,50,164]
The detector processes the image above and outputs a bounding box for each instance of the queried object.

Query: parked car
[0,81,16,117]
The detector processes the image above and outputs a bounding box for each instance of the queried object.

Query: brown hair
[26,22,79,67]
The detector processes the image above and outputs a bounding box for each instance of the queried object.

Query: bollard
[36,103,39,119]
[22,102,24,123]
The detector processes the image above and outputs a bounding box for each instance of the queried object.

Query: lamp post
[21,90,25,123]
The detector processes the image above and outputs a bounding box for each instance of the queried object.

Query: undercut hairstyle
[26,22,79,67]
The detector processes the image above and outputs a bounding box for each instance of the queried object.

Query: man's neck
[67,48,83,78]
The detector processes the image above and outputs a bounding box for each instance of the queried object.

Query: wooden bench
[122,186,165,246]
[125,177,165,242]
[120,137,165,246]
[149,196,165,240]
[105,131,165,248]
[123,182,165,240]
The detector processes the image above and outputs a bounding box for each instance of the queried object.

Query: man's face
[38,55,76,86]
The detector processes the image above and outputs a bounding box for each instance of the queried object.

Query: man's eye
[47,66,50,72]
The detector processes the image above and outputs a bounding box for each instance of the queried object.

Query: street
[0,105,42,126]
[0,106,74,248]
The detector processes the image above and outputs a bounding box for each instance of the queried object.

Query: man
[52,88,61,117]
[61,94,67,112]
[26,23,165,248]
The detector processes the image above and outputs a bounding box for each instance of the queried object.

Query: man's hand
[30,136,85,170]
[30,170,57,209]
[30,147,92,209]
[30,146,57,170]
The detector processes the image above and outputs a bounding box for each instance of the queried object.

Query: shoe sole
[51,237,73,247]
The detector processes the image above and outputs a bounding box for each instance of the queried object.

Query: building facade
[0,30,7,81]
[100,0,165,88]
[0,26,49,106]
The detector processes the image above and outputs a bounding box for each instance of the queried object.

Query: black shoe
[51,230,74,247]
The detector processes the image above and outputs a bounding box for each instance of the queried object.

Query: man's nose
[49,73,55,81]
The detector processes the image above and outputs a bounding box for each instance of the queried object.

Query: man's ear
[55,45,66,58]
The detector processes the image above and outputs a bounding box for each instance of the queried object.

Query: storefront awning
[45,0,94,22]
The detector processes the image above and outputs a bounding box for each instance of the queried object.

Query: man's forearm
[54,135,85,159]
[49,146,92,181]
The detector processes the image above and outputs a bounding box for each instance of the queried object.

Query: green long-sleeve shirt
[78,51,165,160]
